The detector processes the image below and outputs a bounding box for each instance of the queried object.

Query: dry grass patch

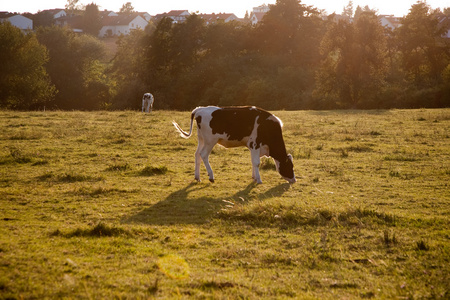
[0,109,448,299]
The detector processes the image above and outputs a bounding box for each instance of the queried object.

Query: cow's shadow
[122,181,291,226]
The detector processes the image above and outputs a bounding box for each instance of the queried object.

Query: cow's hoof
[209,178,215,183]
[253,178,263,184]
[195,177,200,182]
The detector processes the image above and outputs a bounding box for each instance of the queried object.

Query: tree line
[1,0,449,110]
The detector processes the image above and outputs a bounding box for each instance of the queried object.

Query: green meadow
[0,109,449,299]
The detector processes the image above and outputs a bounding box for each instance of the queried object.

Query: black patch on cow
[255,115,295,180]
[279,156,295,179]
[196,115,202,129]
[210,107,271,142]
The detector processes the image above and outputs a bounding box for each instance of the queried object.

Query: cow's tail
[173,110,196,139]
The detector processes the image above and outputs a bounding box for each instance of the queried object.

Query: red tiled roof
[101,14,141,26]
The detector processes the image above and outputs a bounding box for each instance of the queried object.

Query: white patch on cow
[246,117,264,183]
[268,114,283,127]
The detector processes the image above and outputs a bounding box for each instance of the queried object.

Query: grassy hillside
[0,109,449,299]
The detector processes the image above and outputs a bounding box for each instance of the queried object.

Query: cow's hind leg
[199,143,215,183]
[194,145,202,182]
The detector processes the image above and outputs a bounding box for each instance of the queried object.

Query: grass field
[0,109,449,299]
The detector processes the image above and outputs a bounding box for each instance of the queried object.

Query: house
[154,10,190,23]
[139,12,151,22]
[250,12,266,25]
[0,12,33,31]
[42,9,67,19]
[100,10,118,18]
[249,5,270,25]
[379,15,402,30]
[199,13,239,25]
[438,16,450,38]
[99,14,148,37]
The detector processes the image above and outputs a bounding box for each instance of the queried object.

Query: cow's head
[275,154,296,183]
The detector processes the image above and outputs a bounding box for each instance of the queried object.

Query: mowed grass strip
[0,109,448,299]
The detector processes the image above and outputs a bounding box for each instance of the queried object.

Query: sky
[1,0,449,18]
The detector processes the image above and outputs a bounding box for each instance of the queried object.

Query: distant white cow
[142,93,154,113]
[173,106,296,184]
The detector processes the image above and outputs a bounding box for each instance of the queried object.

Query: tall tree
[36,26,106,109]
[342,1,354,21]
[83,3,102,36]
[0,22,56,109]
[396,2,450,87]
[119,2,135,15]
[65,0,82,16]
[315,12,388,108]
[145,17,174,73]
[256,0,305,56]
[31,11,55,28]
[169,14,205,72]
[110,30,147,109]
[255,0,324,66]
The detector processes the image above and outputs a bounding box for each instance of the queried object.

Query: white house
[250,12,266,25]
[250,5,270,25]
[99,14,148,37]
[438,16,450,39]
[379,15,402,30]
[139,12,151,22]
[100,10,118,18]
[0,13,33,30]
[42,9,67,19]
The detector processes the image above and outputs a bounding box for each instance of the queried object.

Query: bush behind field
[0,109,449,299]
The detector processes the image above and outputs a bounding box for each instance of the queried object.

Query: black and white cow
[142,93,154,113]
[173,106,296,184]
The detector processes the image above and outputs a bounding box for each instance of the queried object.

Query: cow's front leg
[250,148,262,184]
[142,100,145,112]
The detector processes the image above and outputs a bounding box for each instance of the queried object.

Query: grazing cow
[173,106,296,184]
[142,93,154,113]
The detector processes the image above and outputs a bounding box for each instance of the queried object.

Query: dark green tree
[256,0,322,62]
[254,0,325,108]
[83,3,102,36]
[315,12,388,108]
[204,21,251,58]
[36,26,107,109]
[169,14,205,72]
[0,22,56,109]
[145,17,174,73]
[110,30,148,109]
[396,2,450,87]
[31,11,55,28]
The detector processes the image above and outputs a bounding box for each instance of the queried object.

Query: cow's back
[209,106,270,141]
